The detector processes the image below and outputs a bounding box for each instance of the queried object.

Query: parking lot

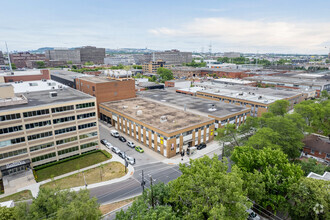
[98,122,159,166]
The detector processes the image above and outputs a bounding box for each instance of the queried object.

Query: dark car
[100,139,108,145]
[119,136,127,142]
[196,142,206,150]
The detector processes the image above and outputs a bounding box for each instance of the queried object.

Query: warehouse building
[99,98,214,158]
[193,82,303,117]
[0,83,99,177]
[140,90,250,130]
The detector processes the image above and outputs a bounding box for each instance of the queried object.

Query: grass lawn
[0,190,33,202]
[35,151,109,182]
[99,197,136,215]
[40,161,126,189]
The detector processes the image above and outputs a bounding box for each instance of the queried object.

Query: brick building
[302,134,330,163]
[200,69,249,78]
[75,76,136,110]
[9,52,46,68]
[0,69,51,83]
[142,60,169,73]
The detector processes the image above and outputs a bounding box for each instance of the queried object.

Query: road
[90,123,182,205]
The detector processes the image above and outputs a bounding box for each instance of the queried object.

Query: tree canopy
[156,67,173,83]
[14,188,101,220]
[268,99,290,116]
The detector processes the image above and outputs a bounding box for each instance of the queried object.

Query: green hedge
[34,149,100,171]
[101,150,112,159]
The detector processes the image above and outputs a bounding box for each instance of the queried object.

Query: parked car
[111,146,120,154]
[118,151,126,159]
[196,142,206,150]
[100,139,108,145]
[135,146,144,153]
[125,155,136,165]
[246,209,260,220]
[119,136,127,142]
[127,141,135,148]
[110,130,119,138]
[105,142,112,149]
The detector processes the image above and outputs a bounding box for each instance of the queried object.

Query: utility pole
[150,175,154,208]
[141,170,145,192]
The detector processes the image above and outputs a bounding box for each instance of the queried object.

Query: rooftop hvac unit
[122,105,128,109]
[258,96,262,99]
[160,115,167,123]
[136,110,142,116]
[49,92,57,98]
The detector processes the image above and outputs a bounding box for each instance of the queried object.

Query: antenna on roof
[5,42,13,73]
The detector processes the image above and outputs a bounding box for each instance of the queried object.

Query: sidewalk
[1,152,134,199]
[162,141,223,165]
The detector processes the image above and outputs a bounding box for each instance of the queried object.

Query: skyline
[1,0,330,54]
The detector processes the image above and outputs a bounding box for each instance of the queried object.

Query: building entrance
[0,159,31,177]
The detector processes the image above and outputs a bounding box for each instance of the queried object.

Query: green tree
[217,57,230,63]
[231,146,303,212]
[0,206,15,220]
[67,61,73,64]
[10,63,16,70]
[132,65,142,69]
[268,99,290,116]
[35,61,45,69]
[14,188,101,220]
[298,158,330,176]
[215,124,240,157]
[116,182,178,220]
[156,67,173,83]
[149,75,157,82]
[168,156,251,220]
[288,177,330,220]
[245,127,281,150]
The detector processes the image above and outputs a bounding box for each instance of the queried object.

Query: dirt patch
[100,197,136,215]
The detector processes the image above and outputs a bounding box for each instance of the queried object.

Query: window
[56,136,78,145]
[0,113,21,122]
[79,131,97,139]
[53,116,75,124]
[30,142,54,152]
[80,141,98,149]
[58,146,79,155]
[28,131,53,141]
[326,153,330,159]
[32,152,56,163]
[51,105,74,113]
[0,137,25,148]
[77,112,96,120]
[0,148,27,160]
[76,102,95,109]
[23,109,49,118]
[25,120,51,130]
[311,149,315,154]
[78,122,96,130]
[55,126,76,135]
[0,125,23,134]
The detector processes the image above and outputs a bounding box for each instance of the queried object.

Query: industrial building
[140,90,250,130]
[79,46,105,64]
[165,80,191,88]
[0,51,5,65]
[45,49,81,64]
[99,97,214,158]
[244,75,330,97]
[0,69,51,83]
[193,82,303,117]
[9,52,46,69]
[135,49,192,66]
[0,82,99,177]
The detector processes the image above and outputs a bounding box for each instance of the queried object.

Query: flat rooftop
[79,76,116,83]
[0,70,44,76]
[139,89,249,119]
[9,80,67,93]
[0,87,94,113]
[194,82,301,104]
[101,97,213,134]
[214,78,253,85]
[244,75,330,87]
[50,70,93,82]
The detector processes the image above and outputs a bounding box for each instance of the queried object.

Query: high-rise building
[223,52,241,58]
[78,46,105,64]
[0,51,5,65]
[9,52,46,68]
[45,49,81,64]
[135,49,192,66]
[0,81,99,177]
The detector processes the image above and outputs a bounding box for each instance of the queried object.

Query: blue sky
[1,0,329,54]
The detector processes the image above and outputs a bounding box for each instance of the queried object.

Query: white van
[110,130,119,138]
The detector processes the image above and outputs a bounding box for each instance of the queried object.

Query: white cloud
[149,17,330,53]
